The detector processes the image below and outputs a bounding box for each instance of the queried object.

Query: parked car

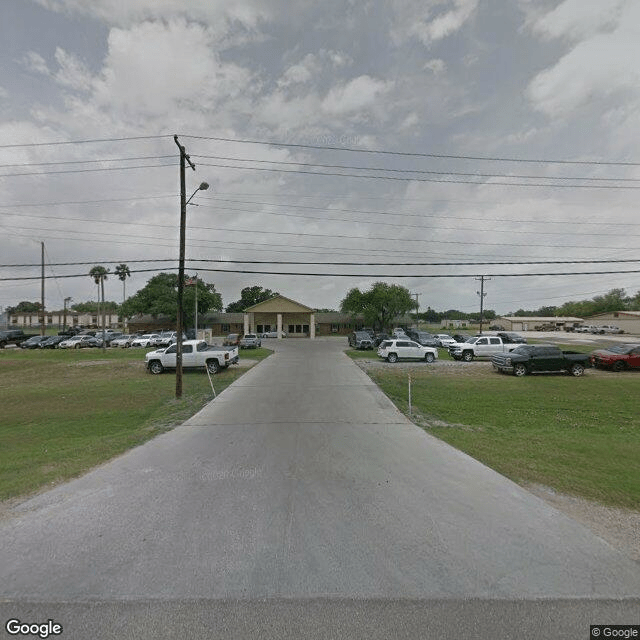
[260,331,287,338]
[39,335,66,349]
[392,328,407,338]
[0,329,38,348]
[154,331,185,347]
[110,334,134,348]
[496,331,527,344]
[372,333,390,347]
[224,333,241,346]
[590,344,640,371]
[20,336,50,349]
[239,333,262,349]
[377,339,438,363]
[58,335,101,349]
[348,331,374,350]
[492,344,591,377]
[130,334,161,348]
[412,331,439,347]
[433,334,456,347]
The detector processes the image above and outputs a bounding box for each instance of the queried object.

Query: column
[277,313,283,339]
[310,313,315,339]
[244,313,249,335]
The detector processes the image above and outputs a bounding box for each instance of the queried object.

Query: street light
[175,172,209,399]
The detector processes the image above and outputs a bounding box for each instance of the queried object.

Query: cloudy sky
[1,0,639,317]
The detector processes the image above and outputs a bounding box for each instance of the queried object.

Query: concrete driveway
[1,337,638,638]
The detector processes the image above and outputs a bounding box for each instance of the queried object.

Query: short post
[408,373,412,417]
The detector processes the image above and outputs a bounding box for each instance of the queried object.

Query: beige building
[243,295,315,339]
[585,311,640,335]
[496,316,584,331]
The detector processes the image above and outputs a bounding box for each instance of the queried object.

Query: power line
[192,154,640,183]
[3,267,640,282]
[0,155,174,169]
[197,161,640,190]
[0,163,175,178]
[0,134,173,149]
[2,257,640,269]
[182,134,640,166]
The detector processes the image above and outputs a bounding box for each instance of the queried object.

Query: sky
[1,0,639,317]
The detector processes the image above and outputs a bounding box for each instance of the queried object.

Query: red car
[590,344,640,371]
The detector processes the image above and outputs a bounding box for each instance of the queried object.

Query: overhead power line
[197,161,640,190]
[2,257,640,269]
[182,134,640,166]
[192,154,640,183]
[3,267,640,282]
[0,163,175,178]
[0,134,173,149]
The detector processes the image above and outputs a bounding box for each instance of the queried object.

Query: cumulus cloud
[391,0,478,46]
[321,75,392,115]
[527,0,640,116]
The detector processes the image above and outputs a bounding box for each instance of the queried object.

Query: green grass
[0,346,271,501]
[358,360,640,510]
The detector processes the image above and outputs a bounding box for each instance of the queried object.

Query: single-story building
[584,311,640,335]
[8,310,121,330]
[495,316,584,331]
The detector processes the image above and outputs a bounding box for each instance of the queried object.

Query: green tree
[340,282,415,331]
[225,286,278,312]
[5,301,42,315]
[114,263,131,303]
[71,301,120,313]
[121,273,222,326]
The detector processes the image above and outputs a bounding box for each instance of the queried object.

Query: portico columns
[277,313,283,339]
[310,313,315,339]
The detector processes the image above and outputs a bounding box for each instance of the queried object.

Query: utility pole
[412,292,421,324]
[40,242,45,336]
[476,276,490,335]
[63,296,72,332]
[174,135,196,400]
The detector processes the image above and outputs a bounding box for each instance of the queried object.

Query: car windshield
[604,344,636,354]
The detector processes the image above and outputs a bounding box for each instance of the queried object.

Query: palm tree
[114,263,131,303]
[89,266,109,350]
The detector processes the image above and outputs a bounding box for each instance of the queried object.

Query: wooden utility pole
[174,135,196,399]
[40,242,45,336]
[476,276,490,335]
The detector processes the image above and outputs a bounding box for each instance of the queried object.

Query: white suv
[377,339,438,363]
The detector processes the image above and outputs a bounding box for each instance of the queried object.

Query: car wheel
[570,363,585,377]
[387,353,398,363]
[149,360,164,375]
[206,359,221,374]
[462,351,473,362]
[513,363,527,377]
[75,343,81,349]
[424,353,435,363]
[612,360,626,372]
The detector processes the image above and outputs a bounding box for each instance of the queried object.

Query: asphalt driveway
[1,337,638,638]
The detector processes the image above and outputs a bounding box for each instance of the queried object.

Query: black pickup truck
[491,344,591,377]
[0,329,38,348]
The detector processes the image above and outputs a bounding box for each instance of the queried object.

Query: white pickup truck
[448,336,519,361]
[145,340,239,374]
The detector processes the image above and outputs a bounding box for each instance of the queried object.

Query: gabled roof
[245,294,314,313]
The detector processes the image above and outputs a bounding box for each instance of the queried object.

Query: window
[331,324,339,333]
[489,338,500,345]
[303,325,309,333]
[183,345,193,353]
[288,325,294,333]
[222,324,230,332]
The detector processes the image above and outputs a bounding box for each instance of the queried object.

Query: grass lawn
[0,346,272,501]
[353,354,639,510]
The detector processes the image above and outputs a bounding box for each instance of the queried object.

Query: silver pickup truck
[145,340,239,374]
